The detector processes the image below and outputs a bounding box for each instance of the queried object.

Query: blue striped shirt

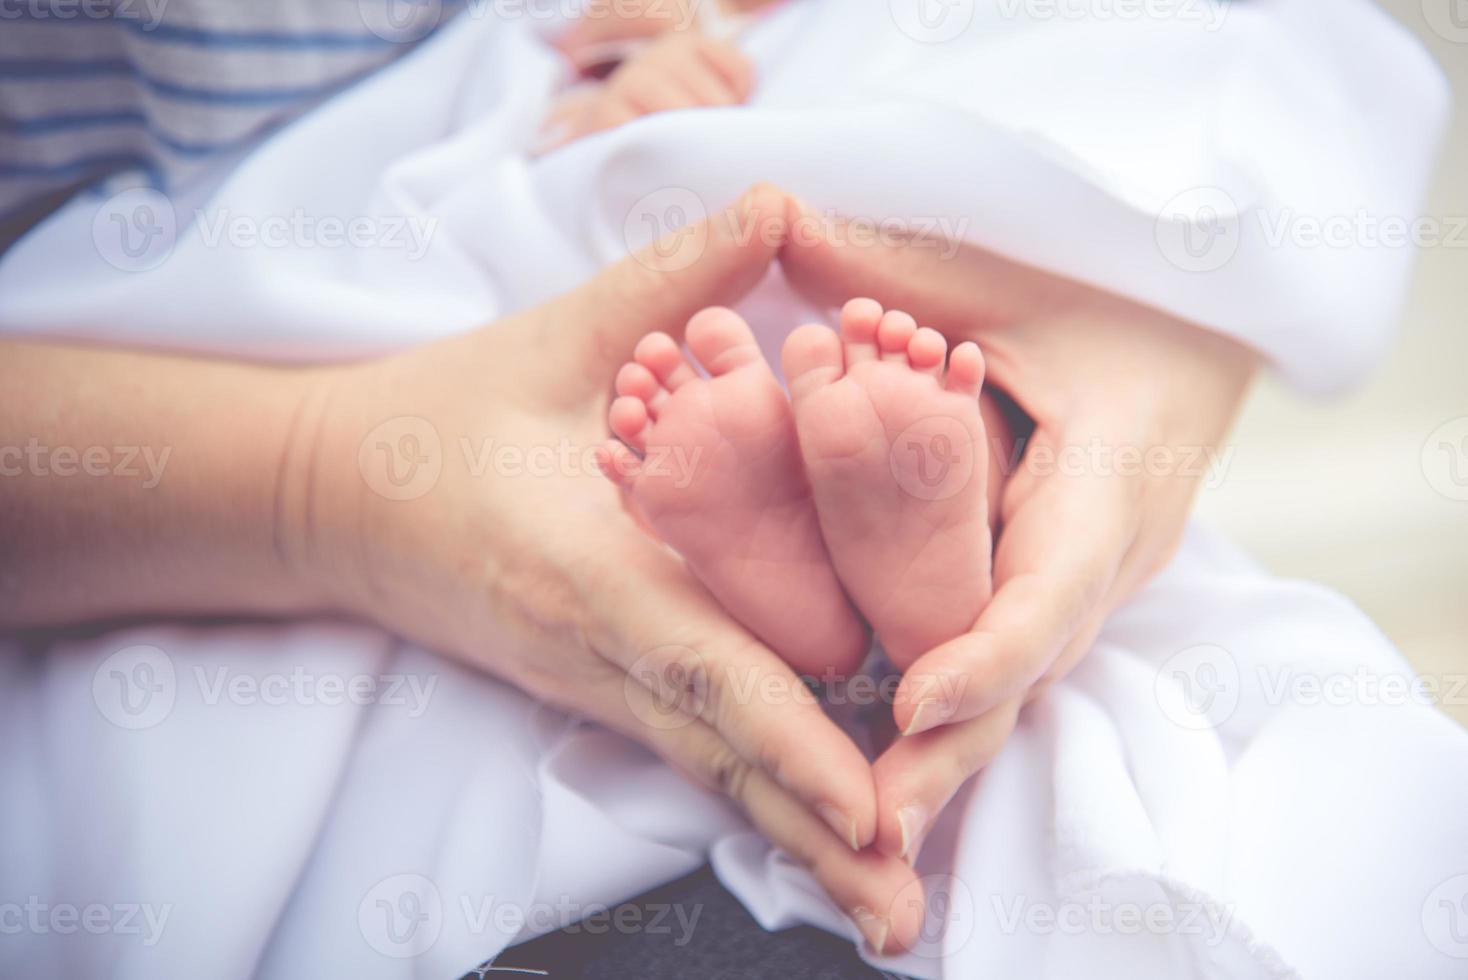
[0,0,460,234]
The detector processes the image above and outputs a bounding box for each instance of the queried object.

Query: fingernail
[818,803,860,851]
[897,802,930,863]
[903,699,944,736]
[852,907,890,954]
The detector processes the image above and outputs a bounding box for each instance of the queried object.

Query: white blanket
[3,2,1466,978]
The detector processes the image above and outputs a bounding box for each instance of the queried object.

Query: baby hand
[543,31,753,149]
[552,0,699,68]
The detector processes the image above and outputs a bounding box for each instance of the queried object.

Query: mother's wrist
[278,353,487,649]
[268,361,382,619]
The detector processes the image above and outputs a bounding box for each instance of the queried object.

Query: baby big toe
[685,307,764,376]
[634,331,699,390]
[838,297,884,365]
[782,323,845,401]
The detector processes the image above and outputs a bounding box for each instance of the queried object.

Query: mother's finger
[778,207,1086,343]
[871,697,1023,860]
[894,464,1135,736]
[550,183,800,376]
[1026,516,1182,701]
[610,676,927,955]
[583,523,880,851]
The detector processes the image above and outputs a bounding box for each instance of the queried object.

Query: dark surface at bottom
[462,864,904,980]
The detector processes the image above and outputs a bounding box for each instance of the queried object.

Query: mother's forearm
[0,339,332,628]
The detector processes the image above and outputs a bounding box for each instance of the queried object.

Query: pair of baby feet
[598,299,997,678]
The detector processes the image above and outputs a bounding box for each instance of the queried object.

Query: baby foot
[597,307,867,678]
[782,298,993,671]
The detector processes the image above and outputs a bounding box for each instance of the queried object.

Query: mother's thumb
[556,184,798,368]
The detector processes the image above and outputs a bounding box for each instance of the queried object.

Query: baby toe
[609,394,652,452]
[944,341,985,398]
[839,297,884,365]
[782,323,845,401]
[634,331,699,390]
[876,310,918,364]
[907,327,947,378]
[616,362,667,417]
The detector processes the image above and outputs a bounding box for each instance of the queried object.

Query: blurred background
[1196,0,1467,727]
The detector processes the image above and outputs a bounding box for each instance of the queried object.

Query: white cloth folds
[2,2,1464,978]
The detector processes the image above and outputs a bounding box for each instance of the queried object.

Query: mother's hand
[780,212,1259,860]
[298,187,922,952]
